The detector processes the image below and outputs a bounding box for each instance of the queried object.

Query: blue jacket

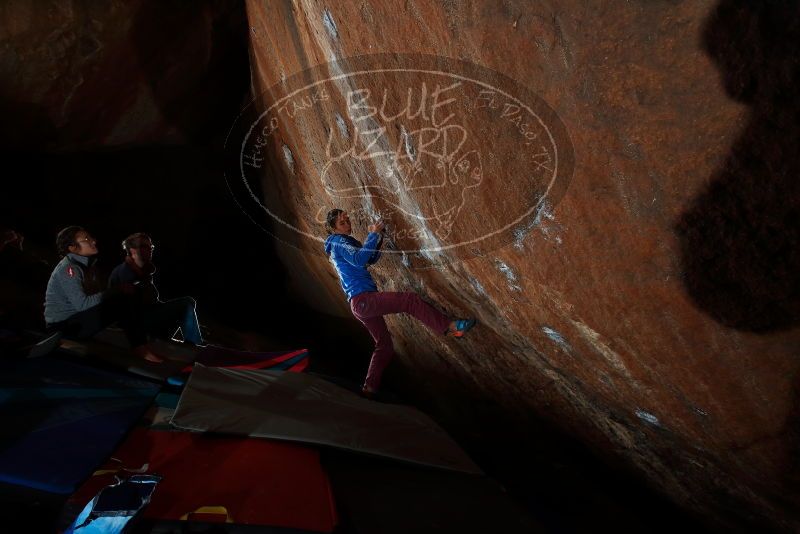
[324,232,383,300]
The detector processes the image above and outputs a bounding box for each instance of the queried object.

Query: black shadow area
[675,0,800,332]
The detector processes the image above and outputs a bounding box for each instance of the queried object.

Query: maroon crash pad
[64,428,337,532]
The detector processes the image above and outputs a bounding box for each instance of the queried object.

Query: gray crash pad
[171,364,482,474]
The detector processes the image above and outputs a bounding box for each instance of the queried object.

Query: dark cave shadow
[675,0,800,333]
[0,100,57,150]
[679,2,800,524]
[129,0,250,146]
[780,369,800,507]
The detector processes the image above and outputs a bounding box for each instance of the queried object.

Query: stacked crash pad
[52,328,309,384]
[166,364,543,532]
[53,341,331,532]
[8,334,535,532]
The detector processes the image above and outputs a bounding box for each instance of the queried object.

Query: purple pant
[350,291,451,391]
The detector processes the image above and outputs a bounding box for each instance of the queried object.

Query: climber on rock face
[323,208,476,399]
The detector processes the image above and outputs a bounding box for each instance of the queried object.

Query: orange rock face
[236,0,800,530]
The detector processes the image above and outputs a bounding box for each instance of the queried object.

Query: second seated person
[109,232,204,347]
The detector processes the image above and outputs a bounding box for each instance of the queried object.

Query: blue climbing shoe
[448,318,476,338]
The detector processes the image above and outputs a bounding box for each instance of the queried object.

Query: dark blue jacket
[324,232,382,300]
[109,259,160,306]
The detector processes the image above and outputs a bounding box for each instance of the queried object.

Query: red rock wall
[241,0,800,530]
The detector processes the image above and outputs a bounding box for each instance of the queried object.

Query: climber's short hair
[325,208,344,235]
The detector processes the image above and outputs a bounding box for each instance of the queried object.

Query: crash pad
[187,346,309,373]
[65,428,337,532]
[56,338,187,382]
[171,364,482,474]
[58,329,309,383]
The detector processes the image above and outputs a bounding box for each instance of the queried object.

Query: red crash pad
[66,428,337,532]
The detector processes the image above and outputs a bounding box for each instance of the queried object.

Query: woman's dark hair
[55,226,85,257]
[325,208,343,235]
[121,232,152,256]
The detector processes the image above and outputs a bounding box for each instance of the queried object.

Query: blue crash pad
[0,357,159,494]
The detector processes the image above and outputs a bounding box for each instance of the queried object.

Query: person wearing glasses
[108,232,203,346]
[44,226,164,362]
[324,208,476,399]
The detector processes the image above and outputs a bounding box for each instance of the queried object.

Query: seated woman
[109,232,203,346]
[43,226,163,363]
